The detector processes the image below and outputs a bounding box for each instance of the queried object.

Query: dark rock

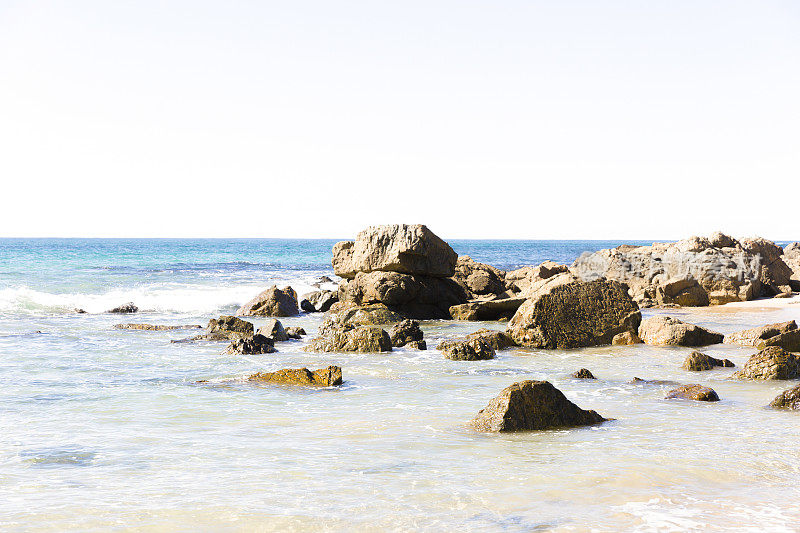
[470,380,606,432]
[305,326,393,353]
[390,319,424,348]
[114,323,202,331]
[285,327,306,339]
[682,351,735,371]
[405,340,427,350]
[638,316,724,347]
[256,319,288,342]
[300,290,339,313]
[437,337,495,361]
[224,334,276,355]
[465,329,517,350]
[74,308,87,314]
[665,384,720,402]
[248,366,342,386]
[724,320,797,346]
[207,315,254,339]
[760,329,800,352]
[572,368,596,379]
[236,286,299,317]
[108,302,138,313]
[770,384,800,410]
[732,346,800,380]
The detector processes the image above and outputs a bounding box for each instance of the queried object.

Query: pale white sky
[1,1,798,240]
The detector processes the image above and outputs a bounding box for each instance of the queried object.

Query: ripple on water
[20,447,97,468]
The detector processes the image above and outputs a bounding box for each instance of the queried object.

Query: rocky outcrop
[257,319,288,342]
[333,224,457,279]
[207,315,254,339]
[638,316,723,347]
[389,320,426,349]
[724,320,797,346]
[572,368,596,379]
[305,326,393,353]
[770,384,800,410]
[732,347,800,380]
[108,302,138,313]
[682,351,734,371]
[760,329,800,352]
[665,384,720,401]
[236,286,299,317]
[114,324,202,330]
[452,256,507,297]
[318,302,404,336]
[507,278,641,349]
[504,261,570,296]
[740,237,794,295]
[449,297,525,321]
[470,380,606,432]
[225,334,276,355]
[285,327,306,339]
[572,233,792,306]
[300,290,338,313]
[612,331,642,345]
[437,337,495,361]
[465,329,517,350]
[248,366,342,386]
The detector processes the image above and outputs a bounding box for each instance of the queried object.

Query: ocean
[1,238,799,531]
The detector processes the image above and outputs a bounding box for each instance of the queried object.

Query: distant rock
[108,302,138,314]
[248,366,342,386]
[256,319,288,342]
[770,384,800,410]
[465,329,517,350]
[114,323,202,331]
[389,319,425,349]
[437,337,495,361]
[236,286,299,317]
[665,384,720,402]
[305,326,393,353]
[224,334,276,355]
[207,315,254,339]
[300,290,338,313]
[285,327,306,339]
[638,316,723,347]
[74,308,87,314]
[724,320,797,346]
[470,380,606,432]
[732,346,800,380]
[682,350,734,371]
[572,368,596,379]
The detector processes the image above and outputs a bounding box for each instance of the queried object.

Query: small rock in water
[572,368,596,379]
[390,319,425,348]
[107,302,138,314]
[770,384,800,410]
[300,290,339,313]
[465,329,517,350]
[305,326,393,353]
[207,316,254,339]
[248,366,342,386]
[74,308,87,314]
[225,334,276,355]
[681,351,734,371]
[285,327,306,339]
[612,331,642,345]
[437,337,495,361]
[257,319,288,342]
[171,333,229,343]
[237,286,299,317]
[665,384,720,402]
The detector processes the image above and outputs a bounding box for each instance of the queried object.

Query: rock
[507,278,641,349]
[389,319,424,348]
[404,340,427,350]
[505,261,570,295]
[224,334,276,355]
[207,315,254,339]
[452,256,507,297]
[332,224,458,279]
[248,366,342,386]
[759,329,800,352]
[449,297,525,321]
[437,337,495,361]
[465,329,517,350]
[171,333,230,343]
[236,286,299,317]
[665,384,720,401]
[339,270,468,319]
[319,302,404,336]
[285,326,306,339]
[114,324,202,331]
[638,316,723,347]
[108,302,138,313]
[732,346,800,380]
[630,377,681,386]
[300,290,339,313]
[256,319,288,342]
[74,308,87,314]
[681,351,734,371]
[740,237,795,295]
[612,330,642,345]
[784,242,800,290]
[769,384,800,410]
[572,368,596,379]
[305,326,393,353]
[470,380,606,432]
[724,320,798,346]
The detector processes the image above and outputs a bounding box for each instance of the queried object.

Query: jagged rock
[285,327,306,339]
[784,242,800,290]
[449,297,525,321]
[236,286,299,317]
[332,224,458,279]
[760,329,800,352]
[740,237,794,295]
[465,329,517,350]
[300,290,338,313]
[248,366,342,386]
[453,256,507,297]
[507,278,641,349]
[682,351,734,371]
[318,302,404,337]
[207,316,254,339]
[339,270,467,319]
[108,302,138,313]
[770,384,800,410]
[665,384,720,401]
[572,368,596,379]
[114,324,202,331]
[724,320,797,346]
[470,380,606,432]
[305,326,393,353]
[732,346,800,380]
[256,319,288,342]
[389,320,425,348]
[505,261,570,295]
[437,337,495,361]
[224,334,276,355]
[612,331,642,345]
[638,316,723,347]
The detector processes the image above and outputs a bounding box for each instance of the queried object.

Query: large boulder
[507,278,641,349]
[452,256,507,297]
[236,286,299,317]
[300,290,338,313]
[332,224,457,279]
[665,384,720,402]
[682,351,734,371]
[638,316,723,347]
[470,380,606,432]
[760,329,800,352]
[389,319,425,349]
[248,366,342,386]
[770,384,800,410]
[207,315,254,339]
[318,302,404,337]
[732,346,800,380]
[724,320,797,346]
[306,326,393,353]
[437,337,495,361]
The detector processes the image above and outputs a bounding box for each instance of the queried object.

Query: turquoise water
[2,238,800,531]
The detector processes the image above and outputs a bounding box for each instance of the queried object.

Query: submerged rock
[300,290,338,313]
[470,380,606,432]
[171,333,230,343]
[682,351,734,371]
[638,316,723,347]
[207,315,254,339]
[114,323,202,331]
[437,337,495,361]
[390,320,425,349]
[732,347,800,380]
[665,384,720,402]
[770,384,800,410]
[465,329,517,350]
[305,326,392,353]
[224,334,276,355]
[724,320,797,346]
[248,366,342,386]
[237,286,299,317]
[572,368,596,379]
[108,302,138,313]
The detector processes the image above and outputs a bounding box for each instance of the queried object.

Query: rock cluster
[784,242,800,290]
[237,286,299,317]
[682,351,734,371]
[638,316,723,347]
[759,329,800,352]
[248,366,342,387]
[732,347,800,380]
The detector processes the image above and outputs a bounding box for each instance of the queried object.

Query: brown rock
[389,319,425,348]
[285,327,306,339]
[760,329,800,352]
[724,320,797,346]
[770,384,800,410]
[449,297,525,321]
[438,337,495,361]
[638,316,723,347]
[236,286,299,317]
[453,256,507,297]
[248,366,342,386]
[305,326,392,353]
[300,290,338,313]
[732,346,800,380]
[108,302,138,313]
[572,368,596,379]
[612,331,642,345]
[465,329,517,350]
[224,334,276,355]
[318,302,404,337]
[207,316,254,339]
[666,384,720,401]
[256,319,288,342]
[682,351,734,371]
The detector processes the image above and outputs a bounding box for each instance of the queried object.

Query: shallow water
[1,239,799,531]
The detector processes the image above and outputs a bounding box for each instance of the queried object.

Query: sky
[0,1,798,240]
